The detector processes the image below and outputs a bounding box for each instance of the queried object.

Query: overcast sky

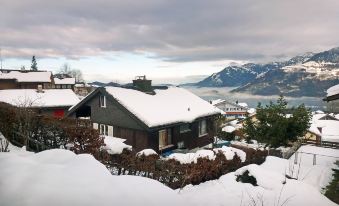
[1,0,339,83]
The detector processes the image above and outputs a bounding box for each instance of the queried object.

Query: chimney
[132,75,153,93]
[37,84,44,93]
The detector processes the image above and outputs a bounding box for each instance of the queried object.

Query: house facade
[68,83,221,153]
[212,99,248,119]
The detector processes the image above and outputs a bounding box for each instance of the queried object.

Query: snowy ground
[179,145,339,206]
[0,143,337,206]
[0,149,187,206]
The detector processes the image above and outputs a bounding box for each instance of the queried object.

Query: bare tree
[0,132,9,152]
[59,63,83,82]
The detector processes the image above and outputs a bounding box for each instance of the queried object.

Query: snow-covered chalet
[67,76,222,153]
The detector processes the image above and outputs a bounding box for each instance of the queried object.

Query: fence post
[313,154,316,165]
[294,152,298,164]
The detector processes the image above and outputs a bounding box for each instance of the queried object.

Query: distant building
[304,112,339,143]
[74,82,94,96]
[211,99,249,119]
[67,77,221,153]
[0,89,80,117]
[53,74,75,90]
[323,84,339,113]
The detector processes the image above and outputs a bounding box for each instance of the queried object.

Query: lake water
[183,86,326,111]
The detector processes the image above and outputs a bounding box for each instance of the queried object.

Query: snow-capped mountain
[195,52,314,87]
[194,47,339,97]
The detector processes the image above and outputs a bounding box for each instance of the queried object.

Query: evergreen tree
[242,95,311,148]
[31,56,37,71]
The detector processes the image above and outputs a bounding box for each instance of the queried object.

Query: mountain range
[192,47,339,97]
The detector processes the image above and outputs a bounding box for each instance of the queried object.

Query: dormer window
[100,95,106,108]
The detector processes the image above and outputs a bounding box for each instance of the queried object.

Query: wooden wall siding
[113,126,150,152]
[85,92,145,131]
[155,117,216,151]
[0,79,17,89]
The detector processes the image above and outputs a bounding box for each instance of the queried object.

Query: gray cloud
[1,0,339,62]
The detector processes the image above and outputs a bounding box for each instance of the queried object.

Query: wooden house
[67,78,221,153]
[211,99,249,120]
[0,70,53,89]
[323,84,339,113]
[0,89,80,117]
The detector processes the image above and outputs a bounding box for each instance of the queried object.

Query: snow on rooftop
[237,102,248,108]
[0,149,187,206]
[54,77,75,85]
[222,125,236,133]
[210,99,225,106]
[0,89,80,108]
[0,71,52,82]
[326,84,339,97]
[105,86,221,127]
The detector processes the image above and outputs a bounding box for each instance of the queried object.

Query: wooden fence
[302,139,339,149]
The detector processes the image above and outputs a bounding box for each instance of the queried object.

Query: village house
[74,82,94,96]
[52,74,76,90]
[0,88,80,117]
[0,70,77,91]
[67,77,221,153]
[323,84,339,113]
[211,99,249,119]
[306,112,339,143]
[0,70,53,89]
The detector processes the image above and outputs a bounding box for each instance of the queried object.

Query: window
[179,124,190,133]
[99,124,108,136]
[100,95,106,108]
[62,85,67,89]
[198,119,207,137]
[159,129,172,149]
[67,85,71,89]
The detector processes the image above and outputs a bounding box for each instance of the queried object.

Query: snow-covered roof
[0,71,52,82]
[222,125,236,133]
[105,87,222,127]
[247,108,256,114]
[0,89,80,108]
[309,113,339,142]
[54,77,75,85]
[210,99,225,106]
[326,84,339,97]
[237,103,248,108]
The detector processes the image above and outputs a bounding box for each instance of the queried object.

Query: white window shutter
[108,126,114,137]
[93,123,98,130]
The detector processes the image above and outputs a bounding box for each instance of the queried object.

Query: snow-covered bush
[103,146,268,189]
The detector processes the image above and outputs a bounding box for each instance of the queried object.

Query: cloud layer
[1,0,339,62]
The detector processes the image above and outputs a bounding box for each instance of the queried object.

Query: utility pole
[0,48,3,71]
